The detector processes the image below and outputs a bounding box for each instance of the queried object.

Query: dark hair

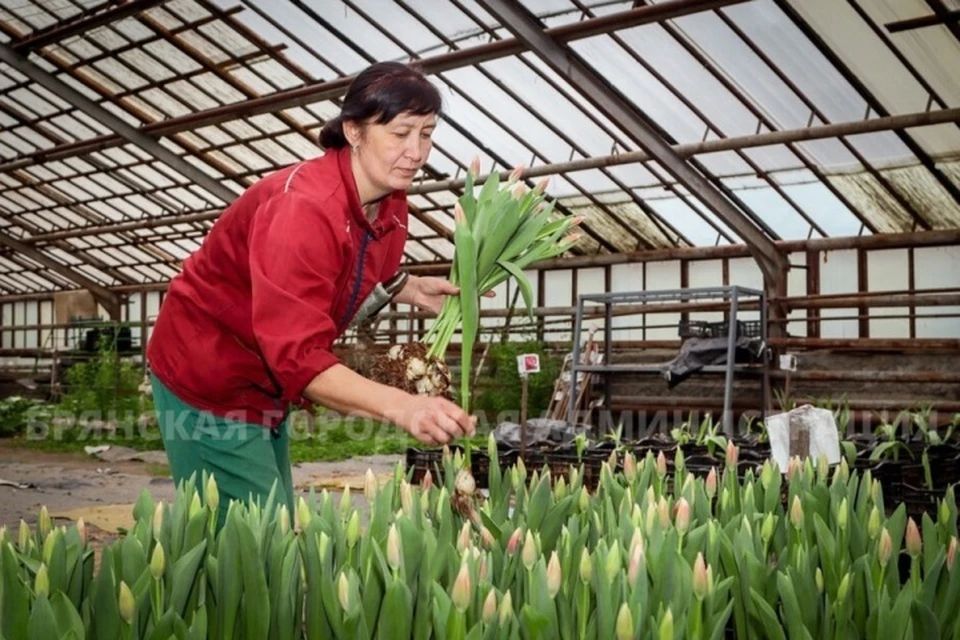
[319,62,442,149]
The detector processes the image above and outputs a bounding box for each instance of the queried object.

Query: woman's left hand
[395,275,493,315]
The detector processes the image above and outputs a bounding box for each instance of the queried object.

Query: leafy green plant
[59,336,144,419]
[0,396,50,437]
[472,340,561,418]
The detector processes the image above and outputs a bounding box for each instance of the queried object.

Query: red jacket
[147,147,408,428]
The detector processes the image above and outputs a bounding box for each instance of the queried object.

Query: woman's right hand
[393,395,476,445]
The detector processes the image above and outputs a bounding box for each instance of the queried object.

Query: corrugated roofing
[0,0,957,296]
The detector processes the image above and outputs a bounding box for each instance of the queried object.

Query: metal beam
[474,0,786,281]
[0,229,120,317]
[10,0,167,53]
[886,9,960,32]
[0,42,238,205]
[0,0,745,174]
[19,106,960,243]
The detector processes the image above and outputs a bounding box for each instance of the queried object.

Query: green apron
[150,374,295,531]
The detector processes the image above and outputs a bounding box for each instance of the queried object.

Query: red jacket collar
[335,146,404,239]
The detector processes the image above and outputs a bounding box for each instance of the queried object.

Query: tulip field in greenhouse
[1,435,958,639]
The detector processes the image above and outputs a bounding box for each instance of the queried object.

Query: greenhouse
[0,0,958,637]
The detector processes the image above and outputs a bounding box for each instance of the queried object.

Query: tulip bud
[188,492,202,520]
[364,469,378,503]
[878,528,893,567]
[150,542,165,579]
[507,527,522,555]
[837,572,850,604]
[38,505,51,538]
[469,155,481,179]
[119,581,135,624]
[278,505,290,535]
[387,524,402,571]
[35,563,49,597]
[659,608,674,640]
[479,552,490,583]
[522,531,538,570]
[815,567,824,593]
[761,513,775,544]
[555,475,567,500]
[616,603,634,640]
[615,451,634,483]
[743,482,755,511]
[512,183,527,199]
[346,511,360,548]
[629,528,644,558]
[498,590,514,624]
[507,165,524,184]
[579,547,592,584]
[422,470,433,491]
[906,518,921,558]
[452,562,472,612]
[435,487,448,520]
[337,572,350,611]
[340,485,352,514]
[516,456,527,481]
[546,551,562,597]
[456,469,476,496]
[205,474,219,513]
[605,543,621,583]
[534,177,550,195]
[871,478,881,503]
[319,531,330,559]
[693,552,709,600]
[790,495,803,529]
[787,456,801,482]
[297,496,312,531]
[579,487,590,512]
[726,441,739,468]
[656,451,667,477]
[675,498,690,534]
[705,467,718,500]
[657,497,670,529]
[480,526,495,549]
[867,506,881,539]
[482,589,497,623]
[761,461,774,491]
[817,454,828,479]
[69,519,84,551]
[837,498,848,531]
[18,519,29,552]
[420,489,430,514]
[627,542,644,585]
[940,500,950,528]
[947,536,957,572]
[457,522,472,552]
[631,504,643,528]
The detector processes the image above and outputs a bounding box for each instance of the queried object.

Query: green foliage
[59,336,145,419]
[0,396,50,437]
[473,340,561,418]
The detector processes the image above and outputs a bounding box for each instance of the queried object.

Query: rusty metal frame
[473,0,787,284]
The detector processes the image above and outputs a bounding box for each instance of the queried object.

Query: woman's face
[346,111,436,201]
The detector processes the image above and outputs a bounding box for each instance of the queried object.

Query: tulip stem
[151,577,163,624]
[691,598,704,639]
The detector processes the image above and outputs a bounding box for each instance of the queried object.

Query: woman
[147,61,475,527]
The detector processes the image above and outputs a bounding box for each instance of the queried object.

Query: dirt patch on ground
[0,439,398,534]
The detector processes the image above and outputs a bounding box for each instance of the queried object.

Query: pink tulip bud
[479,553,489,583]
[878,528,893,567]
[453,201,465,224]
[469,155,481,179]
[452,562,473,612]
[508,165,524,184]
[692,552,709,600]
[726,441,739,468]
[674,498,690,534]
[570,215,584,226]
[512,183,527,199]
[458,522,472,551]
[623,453,637,483]
[705,467,717,500]
[656,451,667,477]
[627,542,644,585]
[546,551,562,598]
[657,498,670,529]
[534,177,550,195]
[947,536,957,572]
[481,527,496,549]
[787,456,801,482]
[482,589,497,623]
[422,470,433,491]
[507,528,523,555]
[906,518,921,558]
[561,232,582,246]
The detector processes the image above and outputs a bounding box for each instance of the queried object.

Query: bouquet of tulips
[383,159,581,410]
